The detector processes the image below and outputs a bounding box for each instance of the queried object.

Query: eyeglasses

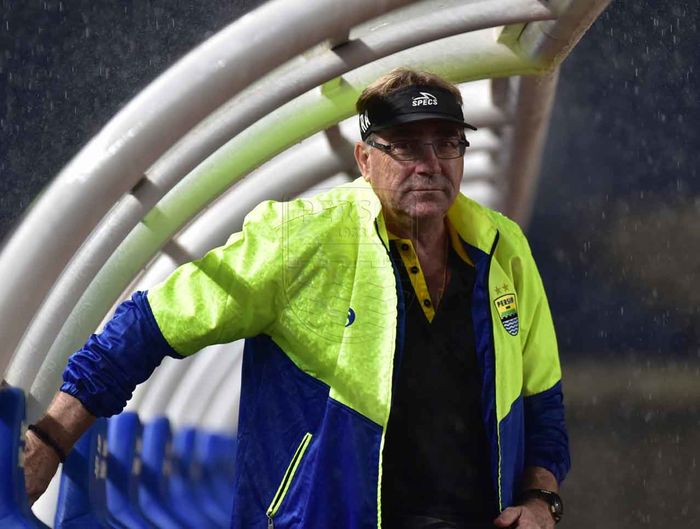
[365,137,469,161]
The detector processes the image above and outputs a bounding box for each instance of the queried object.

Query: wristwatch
[519,488,564,524]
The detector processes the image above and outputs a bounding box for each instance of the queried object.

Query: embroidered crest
[494,293,519,336]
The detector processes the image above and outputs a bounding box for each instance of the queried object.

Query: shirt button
[410,266,419,274]
[423,299,432,307]
[401,243,410,251]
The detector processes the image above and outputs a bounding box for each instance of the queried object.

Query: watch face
[550,494,563,521]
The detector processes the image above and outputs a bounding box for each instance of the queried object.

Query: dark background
[532,2,699,359]
[2,1,699,527]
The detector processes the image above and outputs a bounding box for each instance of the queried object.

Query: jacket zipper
[485,232,503,511]
[374,221,406,395]
[373,219,406,529]
[266,432,313,529]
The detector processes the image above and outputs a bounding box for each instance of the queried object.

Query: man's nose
[413,143,442,172]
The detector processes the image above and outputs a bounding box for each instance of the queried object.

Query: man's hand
[493,498,554,529]
[493,466,559,528]
[23,392,95,505]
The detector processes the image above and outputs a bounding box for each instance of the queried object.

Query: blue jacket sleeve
[60,291,183,417]
[522,381,571,484]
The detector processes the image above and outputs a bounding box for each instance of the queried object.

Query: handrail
[24,30,550,417]
[201,354,245,434]
[1,0,612,419]
[165,342,244,430]
[3,0,554,391]
[0,0,419,377]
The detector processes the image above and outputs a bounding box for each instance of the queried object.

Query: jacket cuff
[523,381,571,484]
[61,291,182,417]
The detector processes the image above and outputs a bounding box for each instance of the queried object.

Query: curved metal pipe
[0,0,418,377]
[4,0,552,390]
[200,355,244,435]
[25,30,543,417]
[165,342,244,431]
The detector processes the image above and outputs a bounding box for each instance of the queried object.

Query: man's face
[354,119,465,225]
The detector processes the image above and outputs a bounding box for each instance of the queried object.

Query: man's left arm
[496,234,571,528]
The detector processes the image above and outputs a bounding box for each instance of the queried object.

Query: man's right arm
[23,200,285,503]
[24,290,180,503]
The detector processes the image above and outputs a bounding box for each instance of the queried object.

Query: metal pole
[4,0,553,387]
[23,30,556,416]
[0,0,419,375]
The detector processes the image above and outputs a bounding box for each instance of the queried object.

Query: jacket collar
[446,193,498,255]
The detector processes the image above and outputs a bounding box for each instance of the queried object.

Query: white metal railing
[1,0,611,422]
[4,0,554,401]
[165,342,244,431]
[22,30,528,416]
[0,0,420,378]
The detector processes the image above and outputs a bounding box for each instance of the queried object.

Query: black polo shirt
[381,236,497,524]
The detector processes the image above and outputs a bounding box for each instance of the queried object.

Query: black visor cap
[359,85,477,140]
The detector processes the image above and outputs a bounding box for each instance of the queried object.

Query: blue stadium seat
[138,417,187,529]
[106,412,154,528]
[0,385,49,528]
[195,431,237,521]
[54,418,125,528]
[169,427,226,528]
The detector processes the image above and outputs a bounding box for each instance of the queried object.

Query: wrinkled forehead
[375,118,465,139]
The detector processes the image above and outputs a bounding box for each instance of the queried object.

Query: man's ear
[354,141,370,179]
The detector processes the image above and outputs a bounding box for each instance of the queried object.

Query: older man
[25,69,569,529]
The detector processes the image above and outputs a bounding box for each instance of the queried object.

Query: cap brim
[373,112,478,132]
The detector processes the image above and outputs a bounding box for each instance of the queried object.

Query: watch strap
[518,488,564,524]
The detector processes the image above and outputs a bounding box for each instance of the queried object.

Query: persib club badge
[494,293,519,336]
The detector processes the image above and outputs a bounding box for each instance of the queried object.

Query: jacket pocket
[266,432,313,529]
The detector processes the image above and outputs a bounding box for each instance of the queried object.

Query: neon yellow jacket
[64,177,570,529]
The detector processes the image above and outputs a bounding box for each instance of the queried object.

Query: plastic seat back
[196,431,237,520]
[0,385,49,528]
[54,418,113,528]
[168,427,225,528]
[138,417,186,529]
[106,412,154,528]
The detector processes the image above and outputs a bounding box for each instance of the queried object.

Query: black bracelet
[28,424,67,463]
